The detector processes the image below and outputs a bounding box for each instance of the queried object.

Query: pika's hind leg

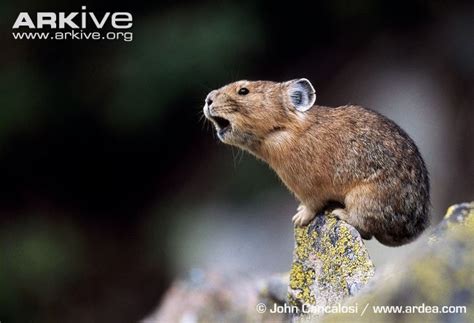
[292,204,316,226]
[331,208,373,240]
[345,183,427,246]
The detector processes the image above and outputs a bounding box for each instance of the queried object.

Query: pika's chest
[272,160,320,197]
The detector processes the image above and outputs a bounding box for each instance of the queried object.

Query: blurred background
[1,0,473,322]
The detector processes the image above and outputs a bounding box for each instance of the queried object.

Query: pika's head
[203,78,316,151]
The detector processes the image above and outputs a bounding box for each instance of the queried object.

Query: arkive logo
[12,6,133,42]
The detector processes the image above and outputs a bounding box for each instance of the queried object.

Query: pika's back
[305,105,427,183]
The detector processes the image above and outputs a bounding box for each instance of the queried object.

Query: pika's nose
[205,90,217,107]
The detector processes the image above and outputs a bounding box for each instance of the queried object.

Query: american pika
[203,78,430,246]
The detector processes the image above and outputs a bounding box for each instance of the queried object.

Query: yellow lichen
[294,224,318,259]
[289,262,316,305]
[444,204,457,219]
[316,215,373,293]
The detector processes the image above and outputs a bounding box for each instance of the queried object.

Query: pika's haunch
[203,78,430,246]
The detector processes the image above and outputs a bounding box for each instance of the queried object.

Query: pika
[203,78,430,246]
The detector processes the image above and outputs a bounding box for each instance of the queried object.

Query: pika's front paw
[292,206,315,226]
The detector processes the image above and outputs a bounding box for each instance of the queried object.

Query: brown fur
[203,80,430,246]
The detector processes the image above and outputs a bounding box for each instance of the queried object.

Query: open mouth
[212,116,231,136]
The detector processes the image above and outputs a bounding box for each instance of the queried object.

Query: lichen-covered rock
[323,202,474,323]
[146,203,473,323]
[288,211,375,312]
[144,270,289,323]
[429,201,474,241]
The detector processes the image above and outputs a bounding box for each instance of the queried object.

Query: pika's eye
[238,87,249,95]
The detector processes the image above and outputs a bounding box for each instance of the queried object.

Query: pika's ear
[287,78,316,112]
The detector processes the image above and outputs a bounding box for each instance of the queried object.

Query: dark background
[1,1,473,322]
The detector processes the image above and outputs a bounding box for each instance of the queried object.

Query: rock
[144,203,473,323]
[260,273,290,306]
[323,202,474,323]
[143,270,289,323]
[143,270,260,323]
[288,211,375,313]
